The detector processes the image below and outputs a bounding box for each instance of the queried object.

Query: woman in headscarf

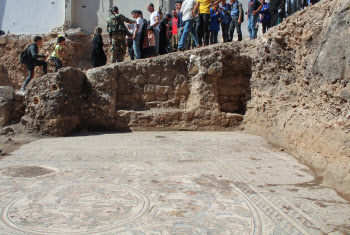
[91,27,107,67]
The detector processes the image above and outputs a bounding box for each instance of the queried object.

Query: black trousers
[22,60,47,90]
[210,31,218,44]
[269,9,279,28]
[262,22,270,34]
[159,36,168,55]
[221,23,230,42]
[196,13,210,46]
[128,47,134,60]
[229,16,242,41]
[51,57,62,72]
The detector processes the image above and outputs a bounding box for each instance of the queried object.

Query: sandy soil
[0,123,43,160]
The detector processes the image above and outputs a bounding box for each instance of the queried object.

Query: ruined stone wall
[22,42,253,134]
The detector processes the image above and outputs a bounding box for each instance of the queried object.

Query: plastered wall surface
[0,0,65,34]
[0,0,159,34]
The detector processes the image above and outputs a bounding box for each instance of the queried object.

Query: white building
[0,0,161,34]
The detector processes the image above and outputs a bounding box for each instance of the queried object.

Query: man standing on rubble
[107,6,135,63]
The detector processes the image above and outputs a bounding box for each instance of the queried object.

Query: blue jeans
[248,14,259,39]
[133,33,141,59]
[178,19,198,49]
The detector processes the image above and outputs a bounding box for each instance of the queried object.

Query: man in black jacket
[292,0,308,14]
[159,14,172,55]
[269,0,286,28]
[21,36,49,91]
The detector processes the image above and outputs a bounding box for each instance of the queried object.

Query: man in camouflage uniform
[107,6,135,63]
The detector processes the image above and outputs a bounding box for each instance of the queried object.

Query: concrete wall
[0,0,65,34]
[72,0,106,33]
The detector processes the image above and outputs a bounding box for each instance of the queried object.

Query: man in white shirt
[132,10,144,59]
[178,0,198,50]
[147,3,160,56]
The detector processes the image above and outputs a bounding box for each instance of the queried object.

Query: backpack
[108,15,132,37]
[108,16,122,35]
[239,2,244,23]
[19,44,32,64]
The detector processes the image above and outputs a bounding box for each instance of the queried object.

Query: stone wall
[22,42,253,134]
[0,87,25,126]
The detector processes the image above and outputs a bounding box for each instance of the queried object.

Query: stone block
[5,34,18,43]
[155,93,168,102]
[175,82,189,96]
[142,94,155,102]
[131,75,146,85]
[144,84,156,93]
[19,34,32,44]
[148,74,160,84]
[0,86,14,100]
[0,97,12,126]
[155,86,168,94]
[0,36,6,45]
[161,77,173,86]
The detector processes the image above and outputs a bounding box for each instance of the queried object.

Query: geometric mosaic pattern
[0,132,349,234]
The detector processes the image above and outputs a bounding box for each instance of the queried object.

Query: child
[148,27,156,57]
[51,36,67,72]
[142,29,151,58]
[126,24,135,60]
[210,4,222,44]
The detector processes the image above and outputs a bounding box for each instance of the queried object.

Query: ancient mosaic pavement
[0,132,349,234]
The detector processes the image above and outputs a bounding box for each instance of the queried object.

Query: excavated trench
[218,56,252,115]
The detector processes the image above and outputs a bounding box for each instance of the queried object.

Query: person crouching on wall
[51,36,68,72]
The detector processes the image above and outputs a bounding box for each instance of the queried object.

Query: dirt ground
[0,123,43,160]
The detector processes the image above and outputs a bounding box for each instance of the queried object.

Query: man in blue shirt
[229,0,243,42]
[247,0,262,39]
[219,0,231,42]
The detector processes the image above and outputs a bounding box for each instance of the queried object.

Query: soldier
[107,6,135,63]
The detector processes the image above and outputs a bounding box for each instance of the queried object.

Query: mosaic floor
[0,132,349,234]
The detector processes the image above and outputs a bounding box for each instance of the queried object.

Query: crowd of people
[99,0,321,65]
[19,0,321,91]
